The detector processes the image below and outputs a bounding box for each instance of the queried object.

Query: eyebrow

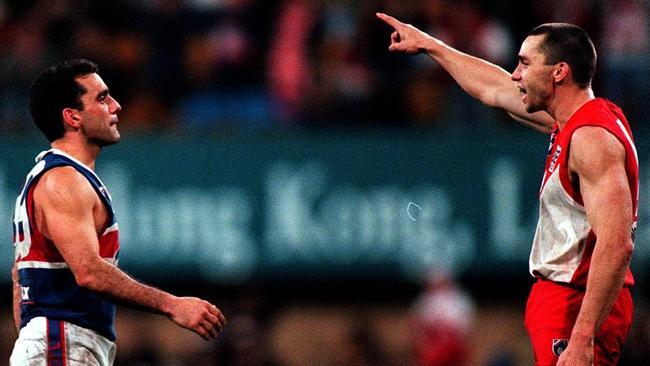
[96,88,109,100]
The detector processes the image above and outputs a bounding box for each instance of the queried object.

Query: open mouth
[517,86,527,103]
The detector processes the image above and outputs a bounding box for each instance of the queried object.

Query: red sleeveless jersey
[530,98,638,288]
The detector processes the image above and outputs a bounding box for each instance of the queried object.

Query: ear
[62,108,82,129]
[552,62,570,83]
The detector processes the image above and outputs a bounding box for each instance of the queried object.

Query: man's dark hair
[528,23,596,88]
[29,59,99,142]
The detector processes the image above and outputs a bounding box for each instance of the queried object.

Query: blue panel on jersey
[20,268,116,341]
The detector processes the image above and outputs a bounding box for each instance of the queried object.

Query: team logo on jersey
[552,338,568,357]
[547,130,558,154]
[21,286,30,300]
[548,146,562,173]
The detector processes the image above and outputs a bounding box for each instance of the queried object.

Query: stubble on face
[517,36,554,114]
[76,74,121,147]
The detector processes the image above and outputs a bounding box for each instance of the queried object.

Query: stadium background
[0,0,649,365]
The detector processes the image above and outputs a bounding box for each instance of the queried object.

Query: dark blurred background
[0,0,649,365]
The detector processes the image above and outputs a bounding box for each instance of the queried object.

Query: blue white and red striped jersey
[13,149,120,341]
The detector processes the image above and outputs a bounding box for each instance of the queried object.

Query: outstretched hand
[168,296,227,340]
[376,12,436,54]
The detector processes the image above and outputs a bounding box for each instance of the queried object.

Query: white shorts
[10,317,116,366]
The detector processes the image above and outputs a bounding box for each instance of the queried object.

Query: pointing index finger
[376,12,402,29]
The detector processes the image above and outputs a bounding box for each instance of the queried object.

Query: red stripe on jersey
[20,186,65,263]
[17,175,120,264]
[99,230,120,259]
[46,319,67,366]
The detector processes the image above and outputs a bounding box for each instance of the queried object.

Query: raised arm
[376,12,553,133]
[33,167,226,340]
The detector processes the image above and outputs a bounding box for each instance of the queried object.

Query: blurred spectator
[170,1,278,131]
[444,0,514,66]
[0,0,52,134]
[444,0,515,129]
[396,0,516,130]
[213,314,275,366]
[299,0,376,129]
[618,294,650,365]
[211,285,278,366]
[330,313,387,366]
[267,0,316,124]
[530,0,599,35]
[410,269,475,366]
[0,0,647,133]
[402,68,449,128]
[484,347,517,366]
[600,0,650,131]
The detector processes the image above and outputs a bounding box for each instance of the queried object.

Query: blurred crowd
[0,0,648,135]
[2,1,650,365]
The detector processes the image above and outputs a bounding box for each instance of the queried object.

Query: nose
[511,65,522,82]
[109,96,122,114]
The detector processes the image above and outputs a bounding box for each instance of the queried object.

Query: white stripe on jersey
[17,261,69,269]
[615,118,640,220]
[102,222,119,235]
[17,258,118,270]
[616,119,639,168]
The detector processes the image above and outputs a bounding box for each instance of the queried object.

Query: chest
[541,128,580,194]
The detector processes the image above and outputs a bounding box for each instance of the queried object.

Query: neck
[548,86,595,129]
[51,138,101,170]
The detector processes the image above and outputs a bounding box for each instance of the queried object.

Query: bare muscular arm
[33,167,226,340]
[376,12,554,133]
[12,263,21,334]
[558,127,634,365]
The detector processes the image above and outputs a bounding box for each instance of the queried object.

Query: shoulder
[571,126,625,157]
[572,99,623,128]
[569,126,625,175]
[33,166,97,208]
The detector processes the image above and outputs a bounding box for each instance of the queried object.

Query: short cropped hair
[528,23,596,88]
[29,59,99,142]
